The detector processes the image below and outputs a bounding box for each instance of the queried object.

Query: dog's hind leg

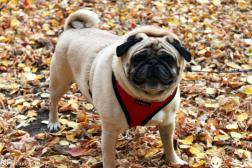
[48,56,72,132]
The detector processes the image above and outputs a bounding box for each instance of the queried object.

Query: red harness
[112,74,177,127]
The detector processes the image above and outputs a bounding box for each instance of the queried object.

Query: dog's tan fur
[49,9,187,167]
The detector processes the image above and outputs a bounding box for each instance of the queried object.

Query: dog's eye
[159,54,175,64]
[132,54,147,65]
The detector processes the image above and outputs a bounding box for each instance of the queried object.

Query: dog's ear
[167,38,191,62]
[116,35,143,57]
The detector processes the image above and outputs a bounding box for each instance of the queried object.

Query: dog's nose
[148,59,158,66]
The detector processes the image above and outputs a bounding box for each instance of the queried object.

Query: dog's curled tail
[64,9,100,31]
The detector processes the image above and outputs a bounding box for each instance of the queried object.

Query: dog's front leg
[158,122,187,165]
[102,129,118,168]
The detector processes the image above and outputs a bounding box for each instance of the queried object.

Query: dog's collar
[112,73,177,127]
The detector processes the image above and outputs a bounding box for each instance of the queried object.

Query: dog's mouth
[128,56,179,94]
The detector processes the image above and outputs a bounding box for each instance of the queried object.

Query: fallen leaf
[247,75,252,84]
[10,17,21,27]
[35,133,47,140]
[179,135,194,145]
[40,93,50,98]
[226,123,238,130]
[243,85,252,95]
[65,132,77,142]
[83,103,94,110]
[190,160,205,167]
[0,142,4,153]
[210,156,222,168]
[230,132,242,139]
[59,118,69,125]
[144,148,160,159]
[27,110,37,118]
[68,147,86,157]
[213,134,230,141]
[59,140,69,146]
[236,113,248,122]
[235,149,251,159]
[67,121,78,129]
[206,87,217,95]
[212,0,221,6]
[49,155,67,162]
[189,144,204,156]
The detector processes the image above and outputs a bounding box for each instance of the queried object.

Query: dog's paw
[173,158,187,165]
[168,155,188,165]
[48,121,60,132]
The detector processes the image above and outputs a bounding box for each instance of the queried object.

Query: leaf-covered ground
[0,0,252,167]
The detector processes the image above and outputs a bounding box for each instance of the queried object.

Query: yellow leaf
[0,60,13,66]
[165,18,180,26]
[213,134,230,141]
[27,110,37,118]
[24,66,31,72]
[238,0,249,10]
[179,135,194,145]
[32,67,38,73]
[212,0,221,6]
[66,132,76,142]
[58,165,68,168]
[23,101,30,107]
[59,118,69,125]
[50,19,60,27]
[243,86,252,95]
[0,142,4,152]
[182,73,201,81]
[190,160,205,167]
[0,36,12,43]
[49,155,67,162]
[189,144,204,156]
[8,0,18,7]
[237,113,248,122]
[144,148,160,158]
[179,144,191,149]
[11,17,21,27]
[198,49,207,55]
[153,1,164,8]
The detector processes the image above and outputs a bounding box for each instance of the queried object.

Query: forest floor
[0,0,252,167]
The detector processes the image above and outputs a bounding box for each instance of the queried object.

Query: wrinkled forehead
[127,33,180,58]
[124,26,178,39]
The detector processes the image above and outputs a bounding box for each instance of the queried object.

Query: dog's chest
[112,74,177,127]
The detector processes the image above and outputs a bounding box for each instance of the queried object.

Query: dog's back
[55,9,120,62]
[48,9,120,131]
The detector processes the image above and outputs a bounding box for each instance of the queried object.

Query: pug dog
[48,9,191,167]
